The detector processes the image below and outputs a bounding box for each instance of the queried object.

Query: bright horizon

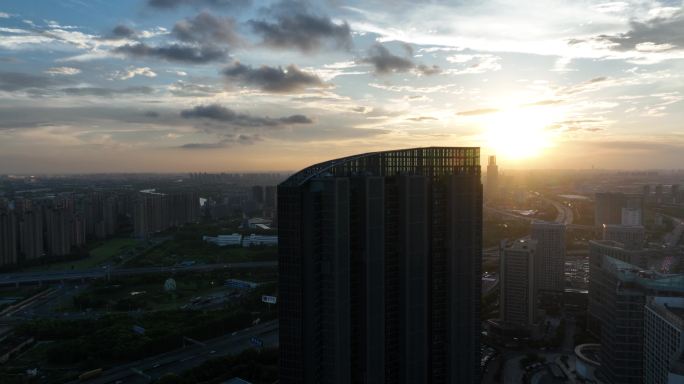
[1,0,683,173]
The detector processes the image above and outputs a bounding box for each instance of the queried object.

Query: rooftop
[280,147,480,187]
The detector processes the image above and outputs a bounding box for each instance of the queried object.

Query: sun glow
[482,107,561,160]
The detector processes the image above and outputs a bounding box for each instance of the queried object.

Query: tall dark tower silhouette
[278,147,483,384]
[486,155,499,197]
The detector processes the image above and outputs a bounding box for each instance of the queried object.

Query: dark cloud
[144,111,160,118]
[180,104,313,127]
[0,72,71,92]
[249,11,351,52]
[62,86,154,97]
[595,11,684,51]
[173,11,241,45]
[148,0,251,9]
[179,133,261,149]
[112,25,136,38]
[114,43,228,63]
[180,140,230,149]
[222,62,329,93]
[361,44,414,74]
[456,108,499,116]
[568,11,684,52]
[360,44,442,76]
[416,64,441,76]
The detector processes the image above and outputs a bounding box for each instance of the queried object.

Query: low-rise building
[203,233,242,247]
[242,234,278,247]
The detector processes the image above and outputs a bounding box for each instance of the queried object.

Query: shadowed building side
[278,147,482,384]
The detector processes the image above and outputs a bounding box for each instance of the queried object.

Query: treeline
[15,291,277,368]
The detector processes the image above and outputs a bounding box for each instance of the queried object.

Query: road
[544,198,574,225]
[72,320,278,384]
[0,261,277,286]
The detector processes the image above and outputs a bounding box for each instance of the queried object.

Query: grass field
[23,238,139,272]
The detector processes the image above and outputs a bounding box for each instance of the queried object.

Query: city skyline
[1,0,684,173]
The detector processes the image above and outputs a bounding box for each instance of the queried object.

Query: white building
[530,222,566,295]
[203,233,242,246]
[243,234,278,247]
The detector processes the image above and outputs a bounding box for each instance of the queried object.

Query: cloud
[168,80,221,97]
[62,86,154,97]
[180,141,230,149]
[361,44,414,74]
[361,43,442,76]
[591,10,684,52]
[180,104,313,127]
[0,72,71,92]
[44,67,81,75]
[147,0,251,9]
[144,111,160,118]
[523,99,564,107]
[456,108,499,116]
[443,54,502,75]
[112,25,136,39]
[406,116,437,121]
[222,62,330,93]
[111,67,157,80]
[114,43,228,63]
[249,9,351,52]
[415,64,441,76]
[0,12,10,18]
[179,134,261,149]
[173,11,241,45]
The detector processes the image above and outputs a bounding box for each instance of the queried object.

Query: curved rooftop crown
[281,146,480,187]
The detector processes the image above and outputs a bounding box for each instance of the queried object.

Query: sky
[0,0,683,173]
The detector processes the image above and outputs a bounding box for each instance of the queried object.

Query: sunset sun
[483,107,559,160]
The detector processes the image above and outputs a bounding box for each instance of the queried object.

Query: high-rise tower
[486,155,498,197]
[278,147,483,384]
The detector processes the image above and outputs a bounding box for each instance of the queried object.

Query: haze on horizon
[1,0,683,174]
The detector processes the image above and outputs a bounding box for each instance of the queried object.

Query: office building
[595,192,643,227]
[622,207,643,226]
[644,297,684,384]
[588,240,684,383]
[531,222,566,295]
[500,239,537,328]
[486,155,498,197]
[278,147,482,384]
[603,224,646,251]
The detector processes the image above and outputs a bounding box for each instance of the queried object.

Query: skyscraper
[500,239,537,328]
[278,147,482,384]
[530,222,566,295]
[588,240,684,383]
[644,297,684,384]
[486,155,498,197]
